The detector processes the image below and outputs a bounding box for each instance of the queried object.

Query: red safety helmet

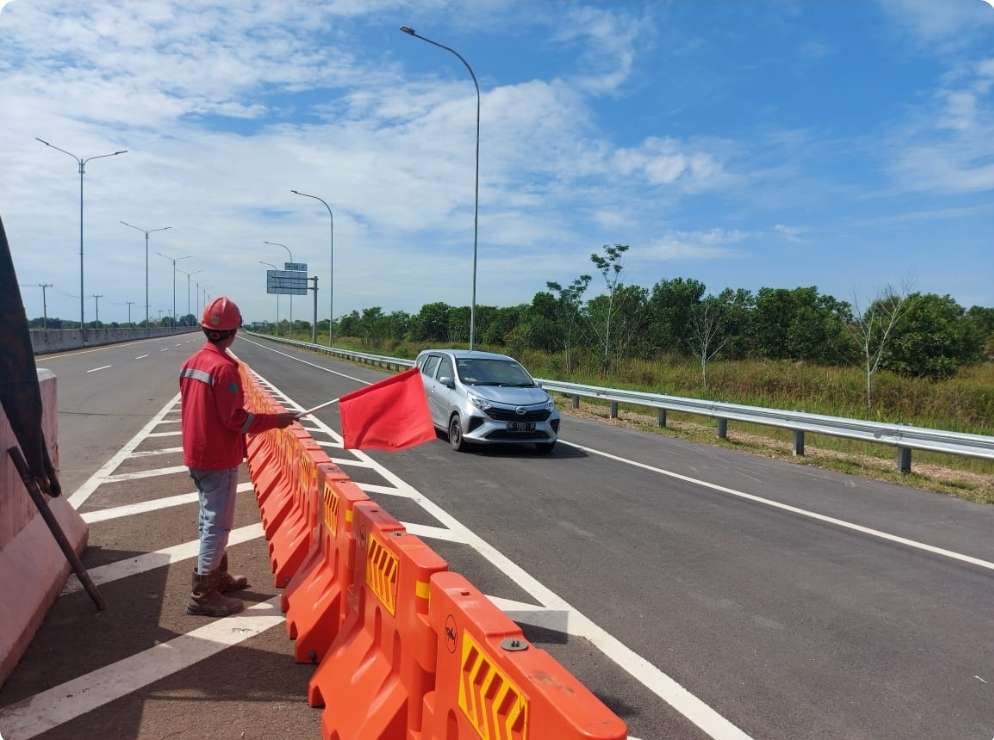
[201,296,242,331]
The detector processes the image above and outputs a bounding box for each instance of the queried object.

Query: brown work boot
[186,570,244,617]
[217,553,249,593]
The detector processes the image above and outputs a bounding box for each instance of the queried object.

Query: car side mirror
[438,375,455,388]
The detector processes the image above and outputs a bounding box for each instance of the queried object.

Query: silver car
[415,349,560,453]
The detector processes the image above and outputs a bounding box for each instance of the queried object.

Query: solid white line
[147,430,182,438]
[315,440,343,449]
[128,447,184,458]
[134,354,149,360]
[81,483,254,524]
[61,523,264,594]
[86,364,112,373]
[0,598,283,740]
[68,395,181,509]
[103,465,188,483]
[239,336,376,386]
[245,362,751,740]
[400,522,465,543]
[559,440,994,574]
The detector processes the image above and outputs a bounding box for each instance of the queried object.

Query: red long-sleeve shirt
[179,342,281,470]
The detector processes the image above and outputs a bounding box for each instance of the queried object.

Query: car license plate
[507,422,535,432]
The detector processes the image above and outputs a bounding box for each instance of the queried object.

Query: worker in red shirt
[180,297,296,617]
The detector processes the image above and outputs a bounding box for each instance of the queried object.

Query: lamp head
[400,26,415,35]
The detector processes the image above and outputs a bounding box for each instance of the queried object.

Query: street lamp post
[36,137,127,343]
[264,241,294,332]
[156,251,191,324]
[179,268,203,319]
[91,294,103,325]
[400,26,481,350]
[121,222,171,335]
[259,261,281,334]
[290,190,334,347]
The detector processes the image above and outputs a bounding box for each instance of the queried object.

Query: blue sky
[1,0,992,324]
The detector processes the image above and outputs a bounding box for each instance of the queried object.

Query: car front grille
[485,407,551,422]
[484,429,551,441]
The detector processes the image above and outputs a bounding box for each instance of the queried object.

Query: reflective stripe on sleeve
[180,368,213,385]
[240,413,255,434]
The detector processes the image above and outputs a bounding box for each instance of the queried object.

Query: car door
[420,354,443,426]
[434,354,457,423]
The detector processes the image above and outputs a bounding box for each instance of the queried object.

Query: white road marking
[175,343,182,347]
[0,598,283,740]
[86,364,112,373]
[560,440,994,574]
[61,523,264,594]
[159,347,169,352]
[147,430,182,438]
[239,336,374,385]
[245,358,752,740]
[315,439,343,449]
[128,447,184,458]
[155,418,181,424]
[134,354,149,360]
[330,456,372,468]
[67,395,181,509]
[975,675,988,684]
[81,483,254,524]
[486,596,570,633]
[34,336,167,361]
[400,522,465,543]
[103,465,188,483]
[356,482,408,496]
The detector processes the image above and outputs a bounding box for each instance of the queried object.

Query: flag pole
[296,397,340,417]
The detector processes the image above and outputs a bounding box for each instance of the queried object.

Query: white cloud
[773,224,804,242]
[551,6,646,94]
[612,137,730,191]
[640,229,748,262]
[878,0,994,44]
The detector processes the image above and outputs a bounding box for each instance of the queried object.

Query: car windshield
[455,358,534,387]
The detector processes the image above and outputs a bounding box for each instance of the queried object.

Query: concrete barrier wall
[0,370,89,686]
[30,326,197,355]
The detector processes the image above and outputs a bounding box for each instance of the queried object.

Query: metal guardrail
[245,331,994,471]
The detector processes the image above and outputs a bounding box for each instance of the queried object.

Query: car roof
[417,349,517,361]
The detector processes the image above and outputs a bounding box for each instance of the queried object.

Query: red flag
[339,368,436,451]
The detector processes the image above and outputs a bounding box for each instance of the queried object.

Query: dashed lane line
[159,347,169,352]
[134,353,149,360]
[61,523,264,594]
[559,439,994,575]
[0,598,284,740]
[86,364,112,373]
[81,483,255,524]
[67,395,181,510]
[243,356,752,740]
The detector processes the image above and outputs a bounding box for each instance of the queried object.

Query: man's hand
[273,412,299,429]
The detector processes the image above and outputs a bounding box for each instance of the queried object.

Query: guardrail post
[571,395,580,409]
[716,418,728,439]
[793,430,805,456]
[656,408,667,427]
[897,446,912,474]
[609,401,619,419]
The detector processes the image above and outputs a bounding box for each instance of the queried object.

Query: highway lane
[33,332,199,492]
[235,334,994,740]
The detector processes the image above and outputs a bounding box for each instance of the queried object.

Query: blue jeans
[190,467,238,575]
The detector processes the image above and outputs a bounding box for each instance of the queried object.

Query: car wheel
[448,415,467,452]
[534,441,556,454]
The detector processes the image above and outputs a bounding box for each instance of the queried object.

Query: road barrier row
[245,330,994,473]
[238,364,628,740]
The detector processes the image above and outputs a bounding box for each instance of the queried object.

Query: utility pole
[23,283,53,329]
[309,275,319,343]
[125,300,134,325]
[91,294,103,325]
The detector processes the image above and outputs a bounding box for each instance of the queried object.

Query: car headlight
[544,396,556,410]
[469,395,492,411]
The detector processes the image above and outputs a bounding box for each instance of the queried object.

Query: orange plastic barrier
[261,428,320,538]
[269,453,334,588]
[422,572,628,740]
[283,473,369,664]
[309,501,447,740]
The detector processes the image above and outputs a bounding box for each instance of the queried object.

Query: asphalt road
[2,332,992,740]
[232,335,994,740]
